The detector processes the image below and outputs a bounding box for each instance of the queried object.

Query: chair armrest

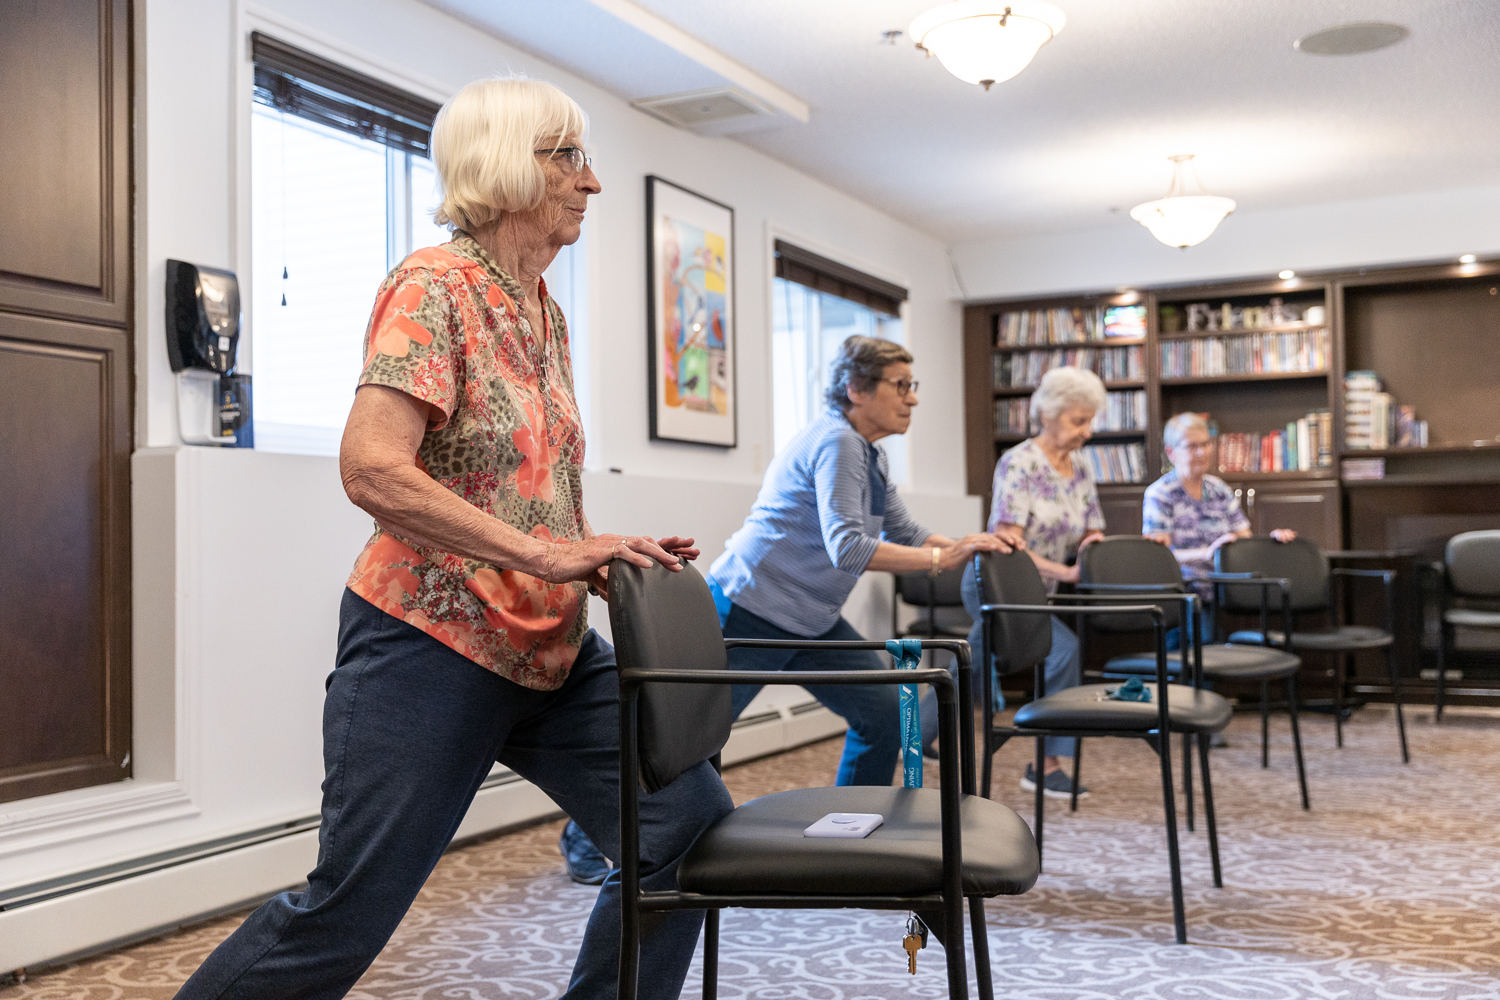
[1201,571,1256,581]
[1049,592,1203,686]
[1074,582,1188,592]
[1330,568,1396,582]
[619,666,953,688]
[978,603,1174,696]
[1324,549,1418,560]
[1329,569,1396,633]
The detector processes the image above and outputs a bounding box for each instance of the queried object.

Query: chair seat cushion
[1229,626,1391,651]
[1445,608,1500,628]
[677,786,1039,898]
[1012,683,1232,734]
[1105,644,1301,681]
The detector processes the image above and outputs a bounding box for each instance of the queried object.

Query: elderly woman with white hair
[174,77,732,1000]
[1144,412,1297,647]
[960,365,1107,800]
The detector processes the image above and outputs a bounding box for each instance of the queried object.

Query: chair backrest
[895,566,965,608]
[607,558,733,794]
[1215,536,1328,613]
[972,550,1052,675]
[1077,535,1185,632]
[1447,530,1500,599]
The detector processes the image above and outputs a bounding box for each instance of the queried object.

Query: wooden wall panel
[0,316,132,801]
[0,0,130,326]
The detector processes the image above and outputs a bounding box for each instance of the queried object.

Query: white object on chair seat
[804,813,884,838]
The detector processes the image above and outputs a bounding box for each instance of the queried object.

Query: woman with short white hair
[175,76,732,1000]
[962,365,1107,799]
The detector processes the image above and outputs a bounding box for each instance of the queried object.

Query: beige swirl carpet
[7,705,1500,1000]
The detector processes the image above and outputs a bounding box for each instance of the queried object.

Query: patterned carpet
[7,705,1500,1000]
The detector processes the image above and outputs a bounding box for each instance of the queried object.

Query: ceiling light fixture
[1459,254,1478,264]
[909,1,1066,90]
[1130,155,1236,249]
[1279,270,1296,279]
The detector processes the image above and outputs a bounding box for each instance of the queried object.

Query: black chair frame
[979,598,1210,944]
[618,638,994,1000]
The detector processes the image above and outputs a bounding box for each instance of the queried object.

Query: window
[247,35,587,455]
[770,242,908,480]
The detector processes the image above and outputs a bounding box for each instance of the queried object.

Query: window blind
[251,32,442,158]
[773,240,908,317]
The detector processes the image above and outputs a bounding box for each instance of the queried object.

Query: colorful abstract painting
[647,177,736,446]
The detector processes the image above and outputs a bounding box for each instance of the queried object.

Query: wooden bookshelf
[1160,371,1328,386]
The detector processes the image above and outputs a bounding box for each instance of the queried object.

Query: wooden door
[0,0,132,803]
[1227,479,1342,549]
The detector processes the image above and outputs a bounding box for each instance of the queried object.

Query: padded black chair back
[896,566,965,607]
[1216,536,1328,613]
[1078,535,1185,632]
[973,550,1052,674]
[1447,530,1500,605]
[607,558,733,794]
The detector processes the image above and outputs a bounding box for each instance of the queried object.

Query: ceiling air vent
[633,87,776,130]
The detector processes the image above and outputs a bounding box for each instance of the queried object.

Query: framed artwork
[646,175,736,447]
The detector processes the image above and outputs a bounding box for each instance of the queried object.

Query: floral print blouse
[1142,470,1249,595]
[346,235,589,691]
[988,438,1106,567]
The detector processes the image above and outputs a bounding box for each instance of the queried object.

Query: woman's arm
[340,385,679,583]
[864,532,1014,574]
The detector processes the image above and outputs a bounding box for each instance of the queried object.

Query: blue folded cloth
[1105,677,1151,702]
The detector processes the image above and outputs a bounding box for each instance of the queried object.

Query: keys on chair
[902,914,926,973]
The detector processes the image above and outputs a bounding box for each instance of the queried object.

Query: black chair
[609,558,1041,1000]
[1078,536,1310,810]
[1219,537,1409,763]
[972,549,1232,944]
[894,567,972,640]
[1433,530,1500,722]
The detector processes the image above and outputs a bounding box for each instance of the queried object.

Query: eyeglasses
[1176,439,1213,453]
[879,377,919,397]
[534,146,592,173]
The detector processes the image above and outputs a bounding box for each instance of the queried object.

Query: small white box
[803,813,884,839]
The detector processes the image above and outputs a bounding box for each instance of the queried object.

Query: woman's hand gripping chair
[608,558,1042,1000]
[972,549,1233,944]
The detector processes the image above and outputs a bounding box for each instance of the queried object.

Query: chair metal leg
[1069,739,1083,813]
[1034,737,1046,866]
[969,897,993,1000]
[981,728,995,800]
[1149,734,1187,944]
[1434,621,1448,724]
[702,909,719,1000]
[1182,732,1195,834]
[1286,675,1310,810]
[1388,644,1410,764]
[944,888,967,1000]
[1196,733,1222,888]
[1333,654,1346,749]
[1260,680,1270,768]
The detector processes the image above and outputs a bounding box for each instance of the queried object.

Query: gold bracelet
[929,546,941,577]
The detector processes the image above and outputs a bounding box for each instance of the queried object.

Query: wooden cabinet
[1222,477,1341,549]
[0,0,132,803]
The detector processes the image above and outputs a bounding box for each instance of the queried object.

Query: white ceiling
[422,0,1500,244]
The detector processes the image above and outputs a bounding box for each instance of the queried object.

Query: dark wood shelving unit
[993,380,1145,396]
[964,258,1500,707]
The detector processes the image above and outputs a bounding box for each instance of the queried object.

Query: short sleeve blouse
[987,438,1105,565]
[345,236,589,691]
[1142,471,1250,589]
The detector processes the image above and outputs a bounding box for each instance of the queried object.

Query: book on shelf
[1093,390,1148,432]
[1215,409,1333,473]
[1344,371,1428,449]
[995,306,1106,346]
[1079,443,1146,484]
[1159,328,1329,378]
[1342,458,1386,480]
[992,345,1143,387]
[993,397,1035,435]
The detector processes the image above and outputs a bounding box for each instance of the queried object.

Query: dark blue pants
[175,590,733,1000]
[723,603,900,787]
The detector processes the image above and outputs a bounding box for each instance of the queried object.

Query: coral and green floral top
[346,235,588,690]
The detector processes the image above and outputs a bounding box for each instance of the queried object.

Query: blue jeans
[953,568,1081,758]
[723,602,899,787]
[175,590,733,1000]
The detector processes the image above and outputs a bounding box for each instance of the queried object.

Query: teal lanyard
[886,638,924,788]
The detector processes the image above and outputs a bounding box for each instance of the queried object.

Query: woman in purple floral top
[962,366,1107,800]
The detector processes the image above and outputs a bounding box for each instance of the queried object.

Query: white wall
[0,0,978,970]
[951,183,1500,301]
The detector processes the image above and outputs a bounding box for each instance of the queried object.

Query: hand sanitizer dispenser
[166,259,253,446]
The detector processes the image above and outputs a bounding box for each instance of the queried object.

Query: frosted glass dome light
[909,1,1067,90]
[1130,155,1237,248]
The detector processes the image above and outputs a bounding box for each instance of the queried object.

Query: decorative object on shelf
[1130,155,1236,248]
[1104,304,1147,338]
[1181,296,1318,332]
[908,0,1066,90]
[1344,371,1427,450]
[646,175,736,447]
[1160,329,1329,379]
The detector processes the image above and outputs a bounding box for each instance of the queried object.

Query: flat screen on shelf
[1104,304,1147,339]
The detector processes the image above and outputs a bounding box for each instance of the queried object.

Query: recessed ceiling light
[1295,22,1408,55]
[1279,270,1296,279]
[1459,254,1478,264]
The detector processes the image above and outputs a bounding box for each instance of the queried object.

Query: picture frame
[646,175,737,447]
